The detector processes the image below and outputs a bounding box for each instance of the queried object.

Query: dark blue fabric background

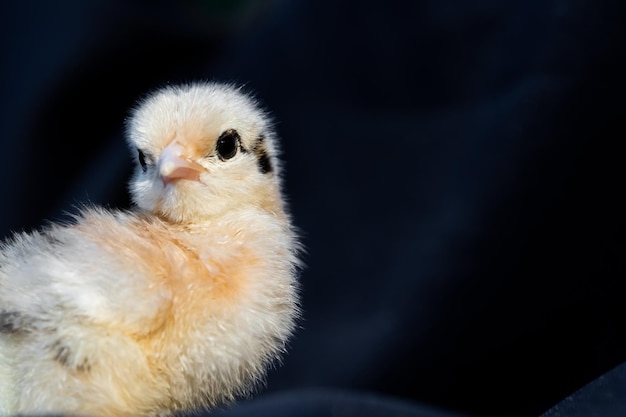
[1,1,625,416]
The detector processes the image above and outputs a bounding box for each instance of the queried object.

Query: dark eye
[216,129,240,160]
[137,148,148,172]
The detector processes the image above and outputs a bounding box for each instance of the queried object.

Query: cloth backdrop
[1,1,625,416]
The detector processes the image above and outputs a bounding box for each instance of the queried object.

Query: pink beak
[158,141,205,185]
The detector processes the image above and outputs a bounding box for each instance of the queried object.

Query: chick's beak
[158,141,206,185]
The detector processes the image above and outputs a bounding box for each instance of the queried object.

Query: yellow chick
[0,82,300,416]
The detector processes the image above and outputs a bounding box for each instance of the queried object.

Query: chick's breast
[2,206,297,415]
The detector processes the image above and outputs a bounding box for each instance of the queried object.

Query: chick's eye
[137,148,148,172]
[216,129,240,161]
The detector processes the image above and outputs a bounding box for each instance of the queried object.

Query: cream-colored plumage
[0,82,300,416]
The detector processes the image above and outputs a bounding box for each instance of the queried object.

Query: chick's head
[126,83,283,224]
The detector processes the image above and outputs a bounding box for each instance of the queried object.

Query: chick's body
[0,83,299,416]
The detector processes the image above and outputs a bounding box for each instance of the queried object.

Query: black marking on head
[256,149,273,174]
[0,311,26,333]
[52,340,91,372]
[253,135,273,174]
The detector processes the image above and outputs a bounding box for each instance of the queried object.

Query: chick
[0,82,300,417]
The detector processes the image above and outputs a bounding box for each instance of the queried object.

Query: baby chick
[0,82,300,417]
